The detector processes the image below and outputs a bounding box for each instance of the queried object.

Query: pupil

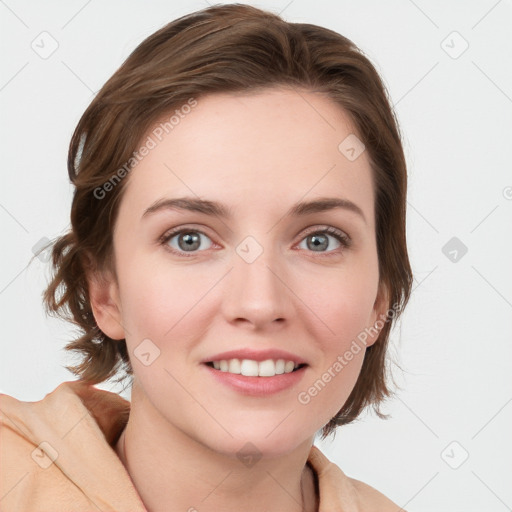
[308,234,327,251]
[179,232,200,251]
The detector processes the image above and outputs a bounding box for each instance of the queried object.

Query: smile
[205,358,306,377]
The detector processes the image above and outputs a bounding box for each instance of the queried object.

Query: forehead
[118,88,375,228]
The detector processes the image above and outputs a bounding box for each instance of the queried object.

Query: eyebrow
[142,196,366,224]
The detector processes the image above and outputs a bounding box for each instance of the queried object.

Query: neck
[114,384,318,512]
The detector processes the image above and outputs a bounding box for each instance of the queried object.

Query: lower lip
[202,364,307,396]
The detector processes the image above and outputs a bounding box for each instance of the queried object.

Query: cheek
[117,260,216,343]
[300,269,378,347]
[297,340,366,429]
[292,272,377,416]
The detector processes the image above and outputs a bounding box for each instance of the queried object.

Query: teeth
[228,358,241,374]
[284,360,295,373]
[210,358,301,377]
[241,359,259,377]
[258,359,275,377]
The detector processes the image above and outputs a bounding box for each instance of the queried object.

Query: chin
[196,416,316,460]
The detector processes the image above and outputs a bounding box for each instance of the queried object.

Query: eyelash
[159,225,352,258]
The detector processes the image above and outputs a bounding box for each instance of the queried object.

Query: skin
[88,88,390,512]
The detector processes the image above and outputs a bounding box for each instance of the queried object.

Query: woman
[0,4,412,511]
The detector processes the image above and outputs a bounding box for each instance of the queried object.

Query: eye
[297,226,351,255]
[160,228,214,256]
[159,225,351,258]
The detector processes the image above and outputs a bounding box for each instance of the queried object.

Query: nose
[221,243,292,330]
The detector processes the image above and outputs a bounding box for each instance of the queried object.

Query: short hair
[42,3,413,439]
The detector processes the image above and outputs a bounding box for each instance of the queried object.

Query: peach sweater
[0,381,401,511]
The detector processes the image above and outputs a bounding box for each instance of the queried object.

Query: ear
[87,268,125,341]
[365,282,391,348]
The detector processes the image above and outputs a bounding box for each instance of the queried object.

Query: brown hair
[42,3,413,438]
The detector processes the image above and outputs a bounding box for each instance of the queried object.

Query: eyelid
[299,225,351,242]
[159,224,214,241]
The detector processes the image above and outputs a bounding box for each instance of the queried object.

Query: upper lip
[201,348,308,365]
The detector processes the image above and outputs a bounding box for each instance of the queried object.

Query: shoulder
[0,392,87,511]
[348,476,403,511]
[307,445,404,512]
[0,382,136,511]
[1,380,130,444]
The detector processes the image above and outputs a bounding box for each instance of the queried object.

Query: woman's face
[101,88,387,455]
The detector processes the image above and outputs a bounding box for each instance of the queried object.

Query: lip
[202,363,308,396]
[200,348,307,365]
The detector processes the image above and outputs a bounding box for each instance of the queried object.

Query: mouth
[204,359,308,377]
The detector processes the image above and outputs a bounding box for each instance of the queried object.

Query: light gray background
[1,1,511,510]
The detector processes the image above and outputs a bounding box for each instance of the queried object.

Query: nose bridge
[223,235,290,326]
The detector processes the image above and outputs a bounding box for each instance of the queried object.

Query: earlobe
[87,270,125,341]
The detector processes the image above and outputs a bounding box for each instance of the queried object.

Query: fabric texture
[0,380,402,511]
